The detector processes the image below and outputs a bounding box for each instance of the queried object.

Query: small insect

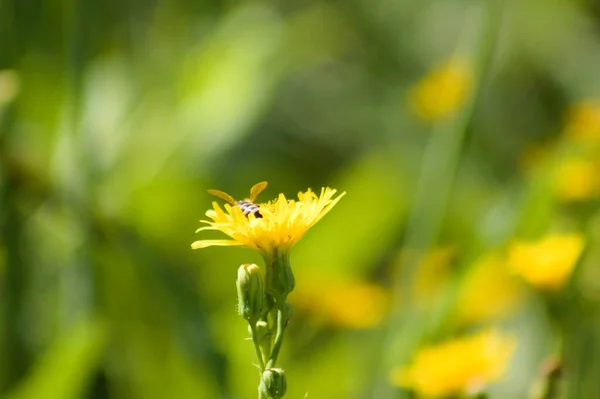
[208,181,268,218]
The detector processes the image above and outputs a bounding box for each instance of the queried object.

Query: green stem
[540,361,562,399]
[266,300,287,369]
[370,2,507,398]
[250,321,266,371]
[541,295,564,399]
[469,392,488,399]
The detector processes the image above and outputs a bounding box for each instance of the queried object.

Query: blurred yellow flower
[411,246,456,307]
[508,233,585,291]
[0,69,20,105]
[291,278,389,329]
[390,329,516,398]
[408,58,472,121]
[519,142,553,176]
[455,253,521,324]
[553,157,600,202]
[563,100,600,141]
[192,187,345,257]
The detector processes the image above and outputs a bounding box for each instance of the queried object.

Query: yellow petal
[194,226,219,233]
[191,240,245,249]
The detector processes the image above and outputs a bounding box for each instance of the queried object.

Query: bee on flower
[193,182,345,297]
[193,182,345,397]
[207,181,268,218]
[193,182,344,257]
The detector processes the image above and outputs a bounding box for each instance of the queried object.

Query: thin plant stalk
[370,1,507,398]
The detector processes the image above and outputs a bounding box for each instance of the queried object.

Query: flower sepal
[259,368,287,399]
[265,252,295,299]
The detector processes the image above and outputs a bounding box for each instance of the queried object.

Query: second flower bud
[237,264,266,321]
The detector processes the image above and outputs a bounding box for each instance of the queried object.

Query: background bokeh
[1,0,600,398]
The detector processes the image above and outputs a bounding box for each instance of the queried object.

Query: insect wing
[207,189,236,205]
[249,181,268,202]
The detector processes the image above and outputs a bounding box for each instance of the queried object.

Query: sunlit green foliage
[1,0,600,398]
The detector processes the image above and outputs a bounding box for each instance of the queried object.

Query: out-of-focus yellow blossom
[553,157,600,202]
[455,253,521,324]
[563,100,600,141]
[408,58,472,121]
[411,246,456,307]
[192,187,345,258]
[291,278,389,329]
[519,142,553,176]
[390,329,516,398]
[0,70,20,105]
[508,233,585,291]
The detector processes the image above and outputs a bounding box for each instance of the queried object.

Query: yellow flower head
[455,253,521,324]
[0,69,20,105]
[410,246,456,308]
[563,100,600,141]
[192,185,345,258]
[553,157,600,202]
[519,142,553,176]
[390,329,516,398]
[408,58,472,121]
[291,277,389,329]
[508,233,585,291]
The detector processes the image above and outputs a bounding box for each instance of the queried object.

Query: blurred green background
[1,0,600,398]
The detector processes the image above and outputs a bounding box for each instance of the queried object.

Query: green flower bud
[254,320,271,360]
[265,253,295,298]
[248,320,270,343]
[237,264,265,320]
[259,368,287,399]
[255,320,270,341]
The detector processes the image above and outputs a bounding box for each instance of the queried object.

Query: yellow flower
[192,187,345,256]
[455,253,521,324]
[563,100,600,141]
[0,70,20,105]
[553,157,600,202]
[193,185,345,297]
[408,58,472,121]
[410,246,456,308]
[519,142,553,176]
[508,233,585,291]
[291,277,389,329]
[390,329,516,398]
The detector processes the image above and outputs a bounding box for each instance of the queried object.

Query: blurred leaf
[178,4,285,162]
[281,3,354,72]
[6,318,107,399]
[293,148,408,278]
[285,332,378,399]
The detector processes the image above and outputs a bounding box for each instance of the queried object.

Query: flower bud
[255,320,270,341]
[248,320,270,342]
[266,254,295,298]
[237,264,265,320]
[259,368,287,399]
